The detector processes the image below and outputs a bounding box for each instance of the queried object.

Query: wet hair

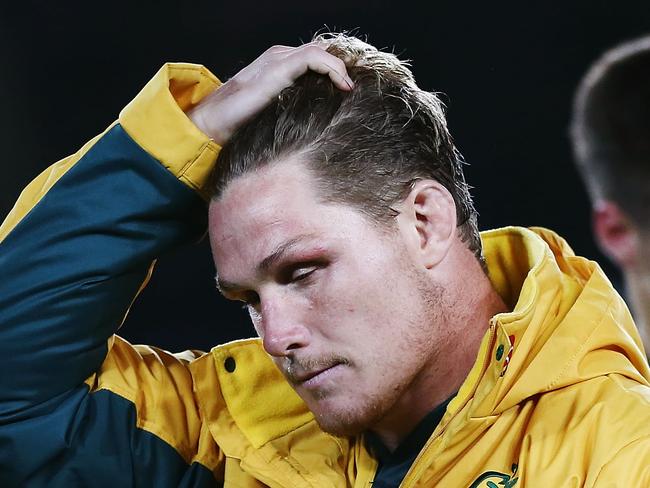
[211,33,482,261]
[571,35,650,228]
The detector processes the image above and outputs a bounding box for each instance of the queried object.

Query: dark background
[2,0,648,352]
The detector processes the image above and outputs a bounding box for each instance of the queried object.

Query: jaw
[294,372,409,438]
[306,392,384,437]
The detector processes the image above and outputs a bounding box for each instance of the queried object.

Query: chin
[313,409,370,437]
[308,395,387,438]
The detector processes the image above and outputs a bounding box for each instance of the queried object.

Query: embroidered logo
[499,335,516,377]
[469,463,519,488]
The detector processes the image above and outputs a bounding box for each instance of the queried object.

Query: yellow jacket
[1,63,649,487]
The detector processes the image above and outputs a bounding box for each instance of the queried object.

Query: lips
[290,362,342,384]
[296,366,332,383]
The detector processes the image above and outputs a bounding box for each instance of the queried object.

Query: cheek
[318,267,356,306]
[316,267,386,331]
[342,265,398,312]
[297,271,356,338]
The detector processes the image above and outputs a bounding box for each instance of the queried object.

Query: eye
[290,266,317,282]
[279,260,325,285]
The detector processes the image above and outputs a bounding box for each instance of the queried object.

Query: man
[1,34,649,487]
[570,35,650,352]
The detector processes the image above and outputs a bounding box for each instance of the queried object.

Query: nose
[259,292,310,357]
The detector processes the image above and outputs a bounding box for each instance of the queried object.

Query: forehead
[211,158,320,233]
[208,158,350,270]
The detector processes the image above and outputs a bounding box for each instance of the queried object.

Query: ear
[592,200,639,268]
[396,180,457,269]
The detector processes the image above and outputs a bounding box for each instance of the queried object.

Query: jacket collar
[191,226,649,461]
[448,226,649,421]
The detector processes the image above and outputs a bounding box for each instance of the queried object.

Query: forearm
[0,42,351,416]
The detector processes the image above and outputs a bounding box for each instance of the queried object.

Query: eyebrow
[215,234,315,294]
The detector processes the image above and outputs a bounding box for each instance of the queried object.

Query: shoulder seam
[90,383,216,471]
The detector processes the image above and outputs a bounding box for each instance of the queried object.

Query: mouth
[292,362,345,388]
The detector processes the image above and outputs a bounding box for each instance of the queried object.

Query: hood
[449,226,650,419]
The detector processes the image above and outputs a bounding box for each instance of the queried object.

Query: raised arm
[0,63,219,420]
[0,45,352,487]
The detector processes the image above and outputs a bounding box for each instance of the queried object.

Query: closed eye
[239,267,317,311]
[279,260,326,285]
[290,266,317,282]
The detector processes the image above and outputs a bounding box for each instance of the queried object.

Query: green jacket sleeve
[0,63,224,487]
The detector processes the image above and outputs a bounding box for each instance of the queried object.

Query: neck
[624,268,650,353]
[369,253,508,452]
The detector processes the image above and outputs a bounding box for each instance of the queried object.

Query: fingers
[308,56,355,91]
[190,42,355,144]
[279,43,354,91]
[291,42,354,91]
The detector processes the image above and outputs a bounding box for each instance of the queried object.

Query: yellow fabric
[211,338,313,449]
[89,337,224,473]
[119,63,222,200]
[401,227,650,486]
[66,64,650,485]
[184,226,650,486]
[1,63,220,244]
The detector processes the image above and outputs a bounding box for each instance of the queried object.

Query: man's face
[208,158,446,436]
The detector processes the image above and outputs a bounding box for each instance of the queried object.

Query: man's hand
[188,42,354,146]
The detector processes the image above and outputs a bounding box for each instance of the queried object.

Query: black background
[2,0,649,352]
